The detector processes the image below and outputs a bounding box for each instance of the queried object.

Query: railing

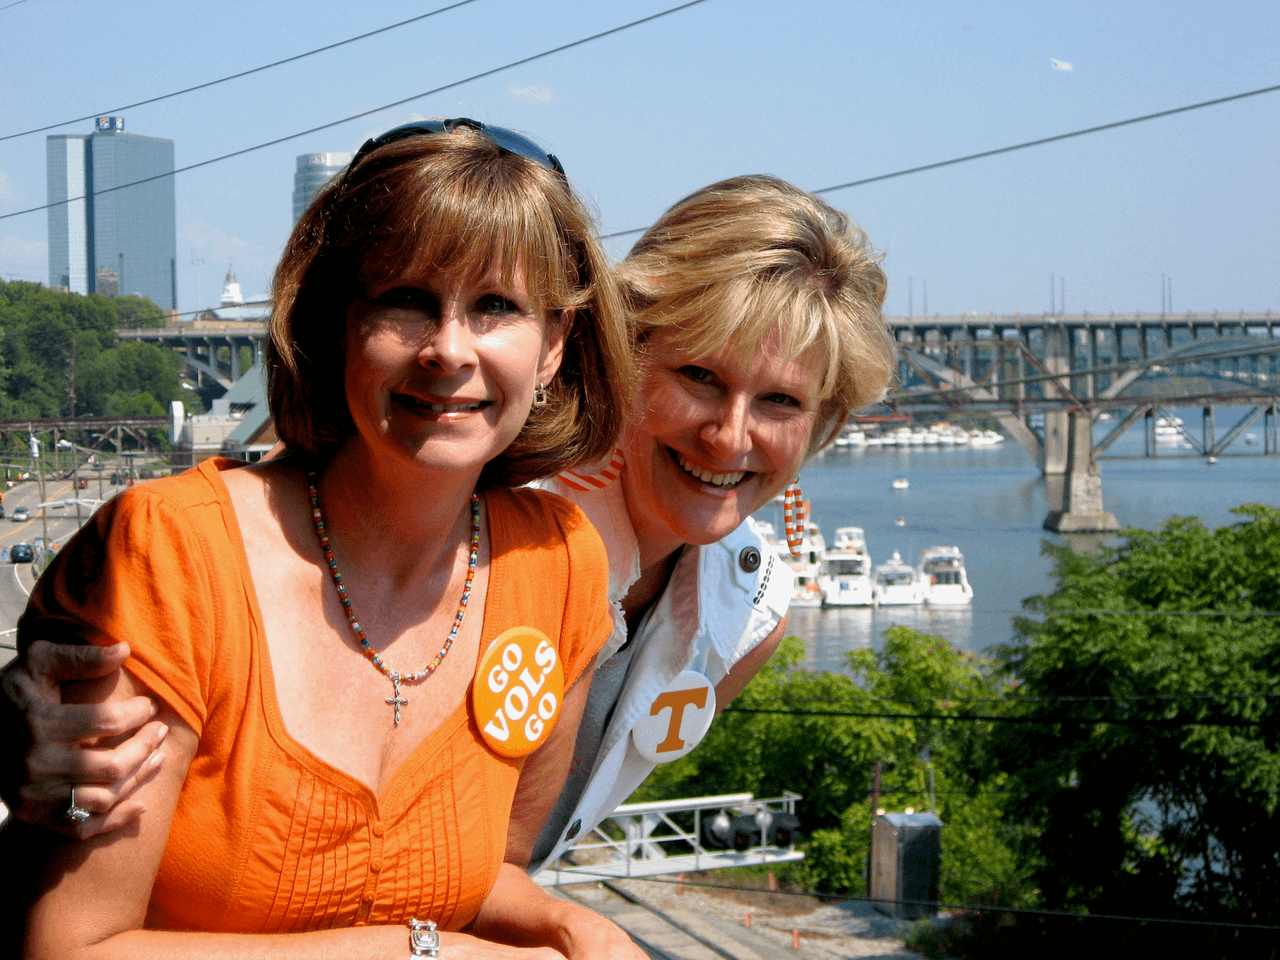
[535,791,804,886]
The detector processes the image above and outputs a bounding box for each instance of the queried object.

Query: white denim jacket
[528,454,792,874]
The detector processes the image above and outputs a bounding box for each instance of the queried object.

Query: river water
[781,408,1279,671]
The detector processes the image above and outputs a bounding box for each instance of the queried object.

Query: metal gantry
[535,792,805,887]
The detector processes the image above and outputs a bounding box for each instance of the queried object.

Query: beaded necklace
[306,470,481,726]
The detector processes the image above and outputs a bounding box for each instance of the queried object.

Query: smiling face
[620,328,826,566]
[342,263,566,481]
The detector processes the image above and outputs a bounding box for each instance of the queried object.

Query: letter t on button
[649,686,709,753]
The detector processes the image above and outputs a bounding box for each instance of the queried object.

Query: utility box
[870,812,942,919]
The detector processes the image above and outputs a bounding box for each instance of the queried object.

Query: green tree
[0,280,193,420]
[113,294,166,329]
[78,341,187,416]
[633,628,1031,903]
[990,505,1280,954]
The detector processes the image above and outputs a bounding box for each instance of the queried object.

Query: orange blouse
[22,459,611,934]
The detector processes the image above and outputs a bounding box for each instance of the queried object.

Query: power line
[720,706,1271,727]
[748,692,1280,706]
[600,82,1280,240]
[1037,606,1280,618]
[0,0,712,224]
[625,875,1280,932]
[0,0,31,10]
[812,83,1280,197]
[813,606,1280,618]
[0,1,484,143]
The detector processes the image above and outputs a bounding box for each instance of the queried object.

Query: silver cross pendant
[387,674,409,726]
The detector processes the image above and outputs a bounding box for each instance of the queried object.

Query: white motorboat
[833,425,868,448]
[785,516,828,607]
[759,507,828,608]
[892,477,910,490]
[918,546,974,605]
[968,429,1004,447]
[1155,416,1189,446]
[821,526,873,606]
[871,550,924,606]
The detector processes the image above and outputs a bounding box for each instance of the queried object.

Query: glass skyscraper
[46,117,177,310]
[292,152,352,224]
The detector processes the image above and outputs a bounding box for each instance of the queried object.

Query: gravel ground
[604,874,928,960]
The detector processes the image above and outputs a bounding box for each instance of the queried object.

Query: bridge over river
[885,311,1280,531]
[122,311,1280,532]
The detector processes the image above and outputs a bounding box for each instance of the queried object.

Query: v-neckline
[205,459,502,815]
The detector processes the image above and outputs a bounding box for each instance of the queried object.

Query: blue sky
[1,0,1276,319]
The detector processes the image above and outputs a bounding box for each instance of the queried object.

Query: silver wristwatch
[409,918,439,958]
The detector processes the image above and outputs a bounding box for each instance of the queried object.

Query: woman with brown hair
[10,119,643,959]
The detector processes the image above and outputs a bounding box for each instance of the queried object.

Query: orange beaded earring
[782,481,805,558]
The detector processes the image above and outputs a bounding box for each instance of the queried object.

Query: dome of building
[220,266,243,307]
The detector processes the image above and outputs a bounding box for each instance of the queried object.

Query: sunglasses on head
[351,117,565,176]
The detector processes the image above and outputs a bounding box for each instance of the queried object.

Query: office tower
[293,152,352,224]
[46,117,177,310]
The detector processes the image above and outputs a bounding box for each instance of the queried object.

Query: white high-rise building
[292,153,352,224]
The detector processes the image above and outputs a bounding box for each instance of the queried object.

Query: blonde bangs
[640,277,837,392]
[622,174,895,457]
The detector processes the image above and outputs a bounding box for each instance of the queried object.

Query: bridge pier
[1040,327,1070,474]
[1043,410,1119,533]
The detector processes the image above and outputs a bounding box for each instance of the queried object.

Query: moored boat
[1155,416,1189,446]
[833,425,868,447]
[758,504,828,608]
[871,550,924,606]
[821,526,873,606]
[918,546,974,605]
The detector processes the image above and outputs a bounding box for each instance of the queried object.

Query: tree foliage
[992,505,1280,937]
[0,280,193,420]
[632,508,1279,957]
[633,628,1030,903]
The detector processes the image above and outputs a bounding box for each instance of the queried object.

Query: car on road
[11,506,29,522]
[10,542,33,563]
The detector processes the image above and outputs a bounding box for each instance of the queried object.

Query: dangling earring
[783,480,805,558]
[532,382,548,407]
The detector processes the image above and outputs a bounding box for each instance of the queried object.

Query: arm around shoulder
[0,638,164,838]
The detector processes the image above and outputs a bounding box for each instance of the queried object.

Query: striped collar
[554,448,624,492]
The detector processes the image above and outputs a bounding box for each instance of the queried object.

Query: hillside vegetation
[0,280,195,421]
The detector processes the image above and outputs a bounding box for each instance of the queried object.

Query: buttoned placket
[354,816,389,923]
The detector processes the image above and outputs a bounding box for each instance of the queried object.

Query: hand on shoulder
[1,640,164,838]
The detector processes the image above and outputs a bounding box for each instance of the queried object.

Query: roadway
[0,475,121,667]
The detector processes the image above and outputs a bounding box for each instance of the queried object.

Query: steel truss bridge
[0,415,171,465]
[887,311,1280,531]
[115,312,1280,531]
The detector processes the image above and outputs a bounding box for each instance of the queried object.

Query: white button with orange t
[631,671,716,763]
[473,626,564,757]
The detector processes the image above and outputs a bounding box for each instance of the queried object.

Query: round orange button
[472,626,564,758]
